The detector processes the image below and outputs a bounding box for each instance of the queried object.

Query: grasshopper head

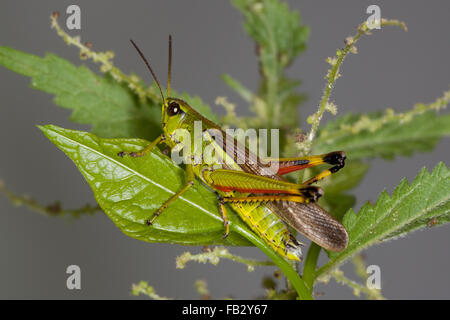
[129,37,210,147]
[162,97,190,144]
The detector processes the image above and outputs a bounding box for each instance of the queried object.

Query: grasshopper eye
[167,101,182,116]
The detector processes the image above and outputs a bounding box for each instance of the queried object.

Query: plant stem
[231,224,313,300]
[176,247,274,272]
[302,242,321,292]
[314,88,450,146]
[131,281,172,300]
[297,18,407,157]
[328,269,385,300]
[50,11,157,103]
[0,180,100,218]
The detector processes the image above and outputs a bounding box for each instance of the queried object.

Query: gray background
[1,0,449,299]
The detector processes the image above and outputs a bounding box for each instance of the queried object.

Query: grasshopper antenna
[167,35,172,98]
[129,39,165,105]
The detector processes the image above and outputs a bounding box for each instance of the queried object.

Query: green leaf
[313,111,450,160]
[0,46,218,139]
[221,74,253,103]
[39,124,313,299]
[275,76,307,129]
[382,212,450,241]
[317,162,450,278]
[232,0,309,71]
[39,124,251,246]
[0,46,161,140]
[231,0,309,129]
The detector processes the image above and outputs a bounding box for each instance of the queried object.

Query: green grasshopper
[118,37,348,261]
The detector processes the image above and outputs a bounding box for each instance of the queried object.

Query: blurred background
[1,0,449,299]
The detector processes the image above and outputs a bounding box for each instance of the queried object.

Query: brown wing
[267,201,348,251]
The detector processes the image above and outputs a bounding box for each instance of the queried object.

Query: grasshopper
[118,37,348,261]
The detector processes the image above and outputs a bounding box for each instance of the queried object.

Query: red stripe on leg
[277,164,313,175]
[213,185,300,194]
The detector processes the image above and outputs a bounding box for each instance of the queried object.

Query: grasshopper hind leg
[302,151,346,186]
[267,151,346,186]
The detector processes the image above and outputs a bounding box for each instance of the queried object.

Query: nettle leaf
[231,0,308,130]
[0,46,217,139]
[384,210,450,240]
[317,162,450,277]
[0,46,160,140]
[39,124,252,246]
[232,0,309,71]
[276,76,306,129]
[313,111,450,160]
